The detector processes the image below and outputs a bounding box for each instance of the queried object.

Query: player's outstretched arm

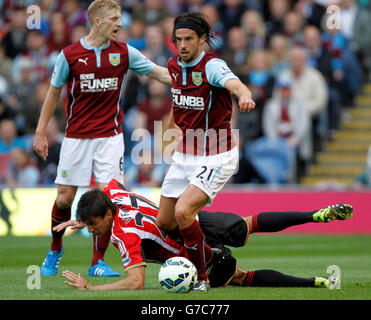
[53,220,86,232]
[146,65,172,86]
[33,85,62,161]
[63,265,146,290]
[224,79,255,113]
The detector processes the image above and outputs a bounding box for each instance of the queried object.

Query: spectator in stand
[218,0,248,33]
[222,27,249,78]
[243,49,275,115]
[6,147,41,187]
[0,97,15,123]
[269,34,290,77]
[0,119,27,184]
[321,11,363,105]
[240,10,267,51]
[125,149,167,189]
[262,74,312,180]
[132,0,171,25]
[339,0,359,41]
[33,116,62,186]
[283,11,304,47]
[127,19,146,51]
[62,0,88,30]
[265,0,291,40]
[70,24,89,44]
[11,30,58,84]
[38,0,64,37]
[0,119,26,152]
[294,0,326,29]
[201,4,224,53]
[303,24,343,133]
[47,12,71,53]
[24,81,65,135]
[160,16,178,55]
[351,0,371,81]
[135,79,172,142]
[0,43,13,84]
[2,6,27,59]
[180,0,205,13]
[0,74,8,99]
[237,50,275,150]
[144,24,173,67]
[6,56,38,134]
[282,46,328,153]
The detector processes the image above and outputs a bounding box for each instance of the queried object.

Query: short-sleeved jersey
[51,38,155,139]
[167,51,238,156]
[103,179,186,271]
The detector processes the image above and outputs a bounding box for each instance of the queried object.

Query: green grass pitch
[0,234,370,300]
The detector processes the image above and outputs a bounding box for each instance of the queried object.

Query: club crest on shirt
[109,53,120,66]
[192,72,202,86]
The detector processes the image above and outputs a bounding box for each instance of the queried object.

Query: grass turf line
[0,234,370,300]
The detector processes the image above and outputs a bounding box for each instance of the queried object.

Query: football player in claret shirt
[57,179,352,291]
[33,0,171,277]
[154,13,255,291]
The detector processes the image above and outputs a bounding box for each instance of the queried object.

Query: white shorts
[161,147,239,205]
[55,133,124,186]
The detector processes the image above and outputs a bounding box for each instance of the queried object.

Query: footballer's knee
[174,204,193,228]
[55,185,77,209]
[155,215,177,232]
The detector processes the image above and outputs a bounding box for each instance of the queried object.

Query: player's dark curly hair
[172,12,216,47]
[76,189,116,224]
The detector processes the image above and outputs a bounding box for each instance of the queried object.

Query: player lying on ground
[56,179,353,290]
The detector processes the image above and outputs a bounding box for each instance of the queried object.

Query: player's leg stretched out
[248,203,354,233]
[230,203,353,288]
[202,204,353,288]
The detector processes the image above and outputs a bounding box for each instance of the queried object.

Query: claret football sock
[180,220,212,282]
[252,210,316,232]
[51,201,71,252]
[91,231,111,266]
[167,226,182,243]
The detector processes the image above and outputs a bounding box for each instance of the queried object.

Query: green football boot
[314,275,339,289]
[313,204,353,222]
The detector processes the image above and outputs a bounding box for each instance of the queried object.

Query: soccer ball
[158,257,198,293]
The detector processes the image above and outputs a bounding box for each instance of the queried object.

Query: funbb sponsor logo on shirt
[80,73,118,92]
[172,89,205,110]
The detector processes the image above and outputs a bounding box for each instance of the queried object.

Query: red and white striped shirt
[103,179,186,270]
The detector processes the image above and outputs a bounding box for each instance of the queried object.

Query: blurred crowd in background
[0,0,370,189]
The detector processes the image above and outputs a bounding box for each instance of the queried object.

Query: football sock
[180,220,212,281]
[243,270,315,287]
[91,231,111,266]
[51,201,71,252]
[167,226,182,243]
[252,210,316,232]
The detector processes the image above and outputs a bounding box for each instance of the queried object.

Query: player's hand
[53,220,86,232]
[33,132,48,161]
[239,95,256,112]
[63,270,91,290]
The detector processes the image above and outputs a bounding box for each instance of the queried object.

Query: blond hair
[87,0,121,26]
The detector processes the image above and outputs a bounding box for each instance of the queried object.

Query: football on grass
[158,257,198,293]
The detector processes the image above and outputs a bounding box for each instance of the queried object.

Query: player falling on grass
[57,179,353,291]
[154,12,256,292]
[33,0,171,277]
